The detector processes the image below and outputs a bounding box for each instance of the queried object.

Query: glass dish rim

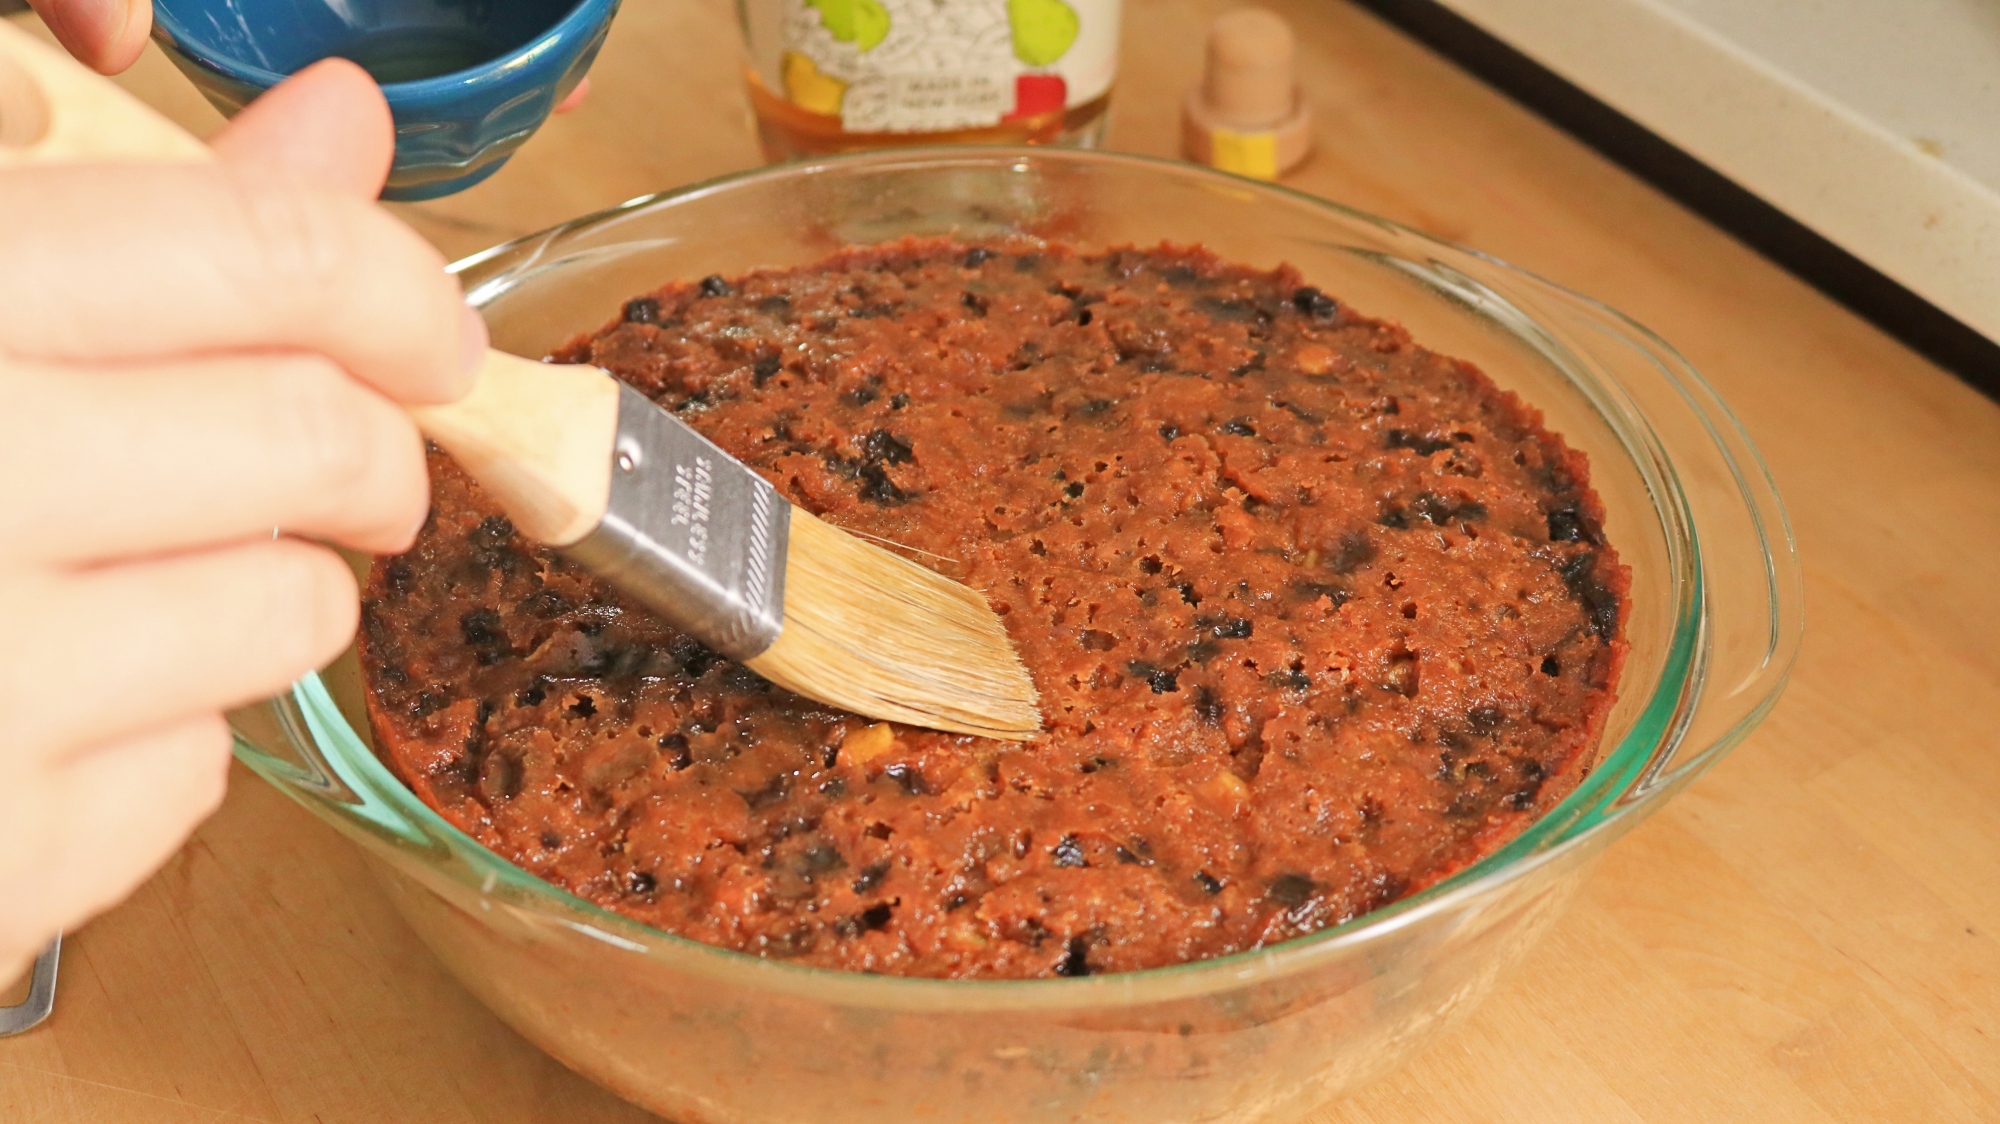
[263,146,1785,1003]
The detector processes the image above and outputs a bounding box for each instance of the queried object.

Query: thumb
[26,0,151,74]
[209,58,394,200]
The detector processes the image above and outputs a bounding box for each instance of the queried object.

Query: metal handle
[565,383,789,662]
[0,936,59,1036]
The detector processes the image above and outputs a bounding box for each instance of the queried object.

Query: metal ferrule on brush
[564,384,789,661]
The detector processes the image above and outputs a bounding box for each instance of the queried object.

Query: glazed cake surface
[359,238,1629,979]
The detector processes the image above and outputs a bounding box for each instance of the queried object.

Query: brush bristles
[745,509,1043,740]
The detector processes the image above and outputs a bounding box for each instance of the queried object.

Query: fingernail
[51,0,129,70]
[457,303,489,392]
[554,77,591,114]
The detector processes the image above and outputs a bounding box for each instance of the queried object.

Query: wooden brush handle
[408,354,616,545]
[0,19,619,545]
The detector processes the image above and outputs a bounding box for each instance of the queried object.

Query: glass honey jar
[736,0,1120,161]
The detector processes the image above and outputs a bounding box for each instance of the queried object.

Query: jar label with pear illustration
[739,0,1121,133]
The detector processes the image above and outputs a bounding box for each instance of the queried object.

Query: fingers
[0,354,429,563]
[210,59,395,200]
[0,164,476,404]
[0,541,358,755]
[0,952,30,999]
[0,712,229,962]
[25,0,151,74]
[554,76,590,114]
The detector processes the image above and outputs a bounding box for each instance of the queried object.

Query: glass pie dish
[229,148,1802,1123]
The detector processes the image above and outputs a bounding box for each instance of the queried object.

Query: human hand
[0,59,481,984]
[23,0,151,74]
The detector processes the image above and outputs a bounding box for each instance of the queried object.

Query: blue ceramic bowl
[151,0,620,200]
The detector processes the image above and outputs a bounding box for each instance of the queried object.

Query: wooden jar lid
[1182,8,1311,179]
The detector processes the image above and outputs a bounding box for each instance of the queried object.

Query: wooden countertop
[5,1,1997,1119]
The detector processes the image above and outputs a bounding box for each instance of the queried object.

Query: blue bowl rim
[150,0,613,96]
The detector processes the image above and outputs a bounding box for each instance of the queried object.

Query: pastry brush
[411,355,1041,739]
[0,21,1042,740]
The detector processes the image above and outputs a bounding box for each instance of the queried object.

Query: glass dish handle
[228,676,433,846]
[1577,298,1803,805]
